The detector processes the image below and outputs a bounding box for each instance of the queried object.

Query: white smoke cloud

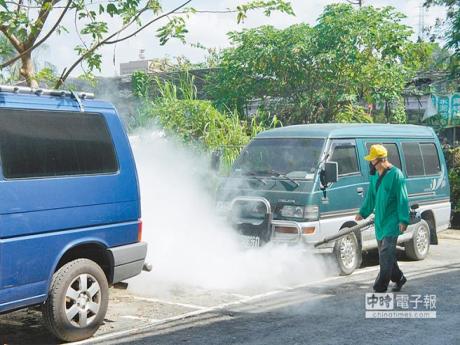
[127,128,329,297]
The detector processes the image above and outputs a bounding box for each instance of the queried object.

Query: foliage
[0,35,18,83]
[425,0,460,77]
[208,24,315,123]
[388,98,407,124]
[132,70,152,98]
[449,168,460,211]
[0,0,293,88]
[209,4,433,125]
[445,145,460,166]
[35,66,59,86]
[133,72,280,169]
[236,0,294,23]
[335,104,373,123]
[0,36,58,85]
[444,147,460,211]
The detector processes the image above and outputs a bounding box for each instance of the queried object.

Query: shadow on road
[107,264,460,345]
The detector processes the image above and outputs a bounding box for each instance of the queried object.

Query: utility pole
[418,0,426,40]
[346,0,363,7]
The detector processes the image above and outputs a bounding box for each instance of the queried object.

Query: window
[0,109,118,179]
[330,144,359,175]
[233,138,324,179]
[365,142,402,170]
[402,142,425,177]
[420,143,441,175]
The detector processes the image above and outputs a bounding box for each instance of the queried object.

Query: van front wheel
[334,232,360,275]
[42,258,109,342]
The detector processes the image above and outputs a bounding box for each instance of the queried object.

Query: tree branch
[16,0,23,13]
[105,4,196,44]
[0,0,71,69]
[106,7,237,44]
[26,0,60,48]
[55,0,192,88]
[4,0,115,9]
[0,26,23,52]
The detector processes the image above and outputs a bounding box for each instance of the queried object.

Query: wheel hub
[65,273,101,328]
[416,226,429,255]
[77,294,89,309]
[340,235,356,269]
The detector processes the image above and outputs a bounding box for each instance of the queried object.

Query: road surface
[1,230,459,345]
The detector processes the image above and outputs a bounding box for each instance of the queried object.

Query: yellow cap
[364,144,388,161]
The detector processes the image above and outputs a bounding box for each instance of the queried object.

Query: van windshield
[232,138,325,180]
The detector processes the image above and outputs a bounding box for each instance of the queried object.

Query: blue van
[0,85,147,342]
[217,124,451,275]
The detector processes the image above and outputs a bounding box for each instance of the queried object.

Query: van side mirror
[210,150,221,171]
[321,161,338,186]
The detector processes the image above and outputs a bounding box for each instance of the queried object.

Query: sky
[36,0,447,78]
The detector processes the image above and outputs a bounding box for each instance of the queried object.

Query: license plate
[241,235,260,248]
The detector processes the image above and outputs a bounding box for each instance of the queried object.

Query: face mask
[369,161,378,175]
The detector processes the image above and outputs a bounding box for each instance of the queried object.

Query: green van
[216,124,451,275]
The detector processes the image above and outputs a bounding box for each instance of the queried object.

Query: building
[119,59,169,75]
[119,50,169,75]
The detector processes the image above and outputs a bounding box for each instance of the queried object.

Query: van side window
[0,109,118,179]
[402,142,425,176]
[365,143,401,170]
[420,143,441,175]
[330,144,359,175]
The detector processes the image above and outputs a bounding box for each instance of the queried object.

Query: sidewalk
[439,229,460,240]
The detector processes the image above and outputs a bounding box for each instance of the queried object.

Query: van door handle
[357,187,364,197]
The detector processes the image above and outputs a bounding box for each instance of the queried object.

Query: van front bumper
[227,196,333,253]
[271,220,334,253]
[108,242,148,284]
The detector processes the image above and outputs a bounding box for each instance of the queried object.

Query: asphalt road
[1,231,460,345]
[98,230,460,345]
[108,269,460,345]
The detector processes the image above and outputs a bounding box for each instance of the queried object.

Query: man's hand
[355,214,363,221]
[399,223,408,233]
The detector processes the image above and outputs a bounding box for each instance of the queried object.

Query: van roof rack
[0,85,94,99]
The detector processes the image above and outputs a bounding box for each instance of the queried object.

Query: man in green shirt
[355,144,410,292]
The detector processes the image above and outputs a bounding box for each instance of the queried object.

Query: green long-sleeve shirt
[359,166,410,241]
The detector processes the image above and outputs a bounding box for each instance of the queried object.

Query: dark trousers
[373,236,403,292]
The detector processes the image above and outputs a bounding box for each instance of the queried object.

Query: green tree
[133,71,279,168]
[0,0,293,88]
[0,35,57,84]
[208,24,316,123]
[424,0,460,76]
[209,4,432,124]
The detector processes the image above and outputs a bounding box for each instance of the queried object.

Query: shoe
[373,288,387,293]
[392,276,407,292]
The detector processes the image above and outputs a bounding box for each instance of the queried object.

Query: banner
[423,93,460,129]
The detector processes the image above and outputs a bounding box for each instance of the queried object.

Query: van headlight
[216,201,231,215]
[280,205,319,220]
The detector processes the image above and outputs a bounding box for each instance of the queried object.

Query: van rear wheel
[334,232,360,275]
[405,220,430,260]
[42,258,109,342]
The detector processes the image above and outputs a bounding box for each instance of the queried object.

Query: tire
[42,258,109,342]
[405,220,430,261]
[334,232,361,275]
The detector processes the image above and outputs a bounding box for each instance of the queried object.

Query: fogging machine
[313,216,374,248]
[313,204,421,248]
